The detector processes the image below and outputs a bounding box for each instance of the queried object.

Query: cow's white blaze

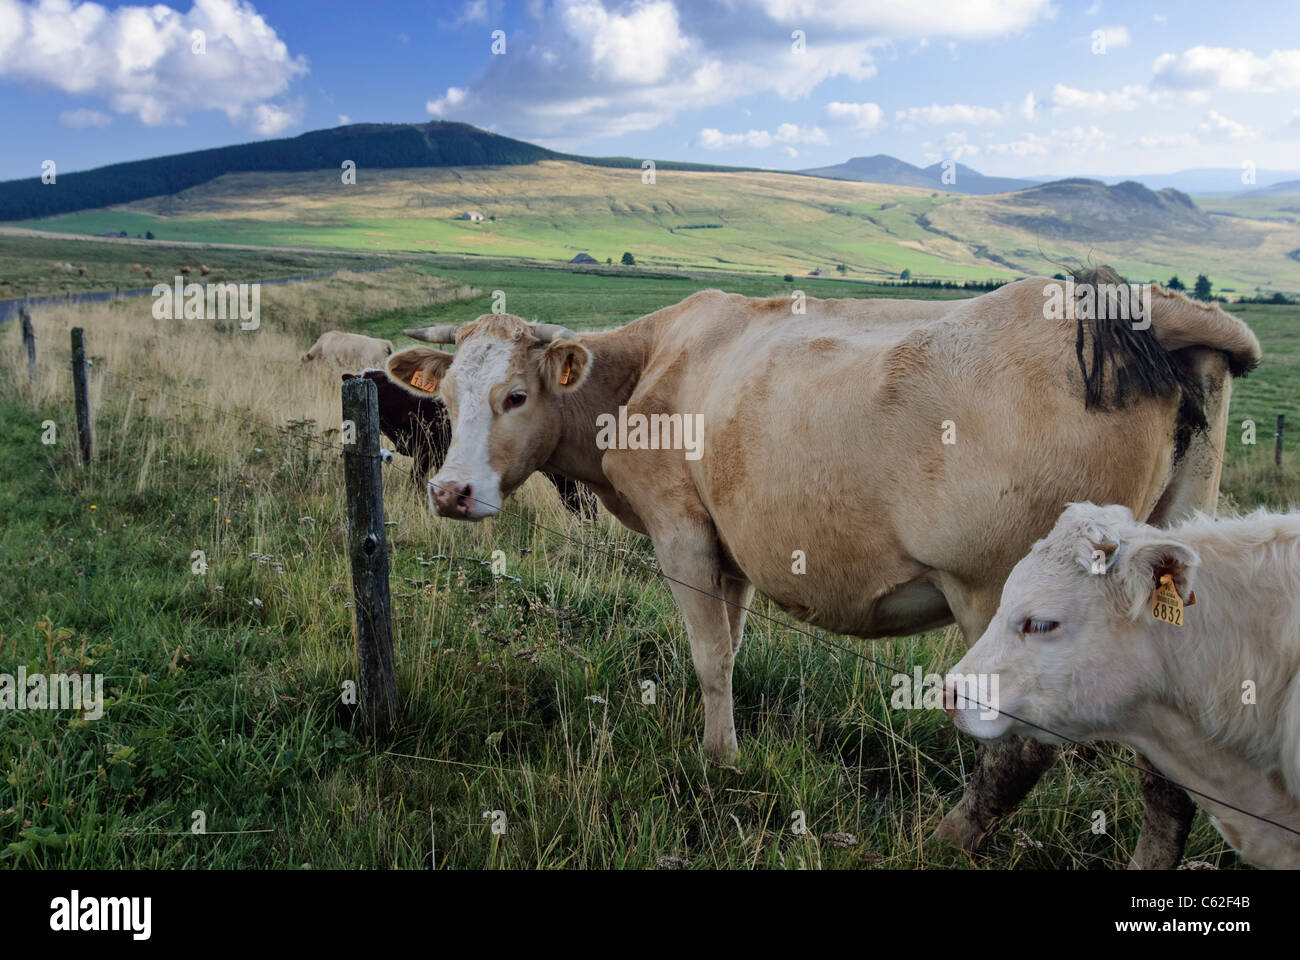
[429,336,514,518]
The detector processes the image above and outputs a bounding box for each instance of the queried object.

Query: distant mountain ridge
[995,178,1210,239]
[799,154,1037,195]
[0,121,760,222]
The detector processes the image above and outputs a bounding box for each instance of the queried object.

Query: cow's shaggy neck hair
[1070,265,1215,459]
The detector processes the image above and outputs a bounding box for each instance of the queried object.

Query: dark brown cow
[342,370,596,519]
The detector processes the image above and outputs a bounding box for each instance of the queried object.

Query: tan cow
[302,331,394,368]
[385,269,1260,867]
[947,503,1300,868]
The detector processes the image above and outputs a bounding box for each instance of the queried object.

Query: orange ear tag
[1150,573,1194,626]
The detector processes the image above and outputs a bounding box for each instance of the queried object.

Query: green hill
[0,121,757,222]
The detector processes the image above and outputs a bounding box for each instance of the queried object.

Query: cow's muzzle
[430,479,476,518]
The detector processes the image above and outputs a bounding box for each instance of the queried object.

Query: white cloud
[753,0,1051,38]
[1019,91,1038,121]
[1137,133,1196,149]
[895,103,1005,125]
[59,107,112,128]
[424,0,1050,145]
[246,101,299,135]
[0,0,308,131]
[427,86,467,117]
[1152,13,1167,25]
[695,122,827,149]
[562,0,690,84]
[1051,82,1154,113]
[825,101,883,129]
[1199,109,1254,141]
[1085,1,1100,14]
[1091,25,1130,49]
[338,114,351,125]
[983,125,1113,158]
[1152,46,1300,92]
[455,0,488,25]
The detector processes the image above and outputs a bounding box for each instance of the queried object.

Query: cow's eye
[504,392,527,411]
[1021,618,1060,636]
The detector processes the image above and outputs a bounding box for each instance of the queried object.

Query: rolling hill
[14,158,1300,294]
[4,120,1299,294]
[0,121,759,223]
[800,155,1036,195]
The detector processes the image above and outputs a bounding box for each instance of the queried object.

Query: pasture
[12,161,1300,294]
[0,260,1296,868]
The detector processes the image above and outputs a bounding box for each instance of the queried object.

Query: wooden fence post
[20,307,36,389]
[71,327,93,463]
[1276,414,1285,469]
[341,376,399,735]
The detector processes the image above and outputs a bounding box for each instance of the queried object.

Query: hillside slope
[17,160,1300,293]
[0,122,757,222]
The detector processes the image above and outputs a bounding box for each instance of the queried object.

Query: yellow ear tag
[1151,573,1194,626]
[559,360,573,386]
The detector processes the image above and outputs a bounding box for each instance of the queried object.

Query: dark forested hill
[0,121,755,222]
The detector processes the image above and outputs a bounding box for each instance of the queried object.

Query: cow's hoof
[932,804,992,854]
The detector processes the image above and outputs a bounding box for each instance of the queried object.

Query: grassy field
[0,260,1295,869]
[13,161,1300,294]
[0,230,436,301]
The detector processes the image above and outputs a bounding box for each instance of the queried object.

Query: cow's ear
[539,340,592,393]
[386,346,453,397]
[1122,539,1200,616]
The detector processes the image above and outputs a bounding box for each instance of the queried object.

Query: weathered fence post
[20,307,36,389]
[70,327,93,463]
[1276,414,1285,469]
[341,376,399,734]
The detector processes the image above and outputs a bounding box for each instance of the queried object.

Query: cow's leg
[655,526,738,761]
[724,576,755,655]
[1129,750,1196,869]
[933,579,1060,853]
[936,736,1060,853]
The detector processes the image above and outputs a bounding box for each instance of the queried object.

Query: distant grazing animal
[200,265,212,276]
[144,268,152,280]
[948,503,1300,869]
[302,331,394,368]
[78,266,86,277]
[341,369,596,518]
[130,263,142,272]
[387,267,1260,868]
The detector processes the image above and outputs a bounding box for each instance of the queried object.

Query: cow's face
[948,502,1199,744]
[385,315,590,519]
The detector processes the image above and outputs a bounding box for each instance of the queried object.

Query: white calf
[948,502,1300,868]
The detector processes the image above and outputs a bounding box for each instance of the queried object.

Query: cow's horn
[532,323,578,342]
[404,324,460,343]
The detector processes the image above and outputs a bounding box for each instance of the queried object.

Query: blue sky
[1,0,1298,182]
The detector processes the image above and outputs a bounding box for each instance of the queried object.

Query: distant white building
[459,211,484,221]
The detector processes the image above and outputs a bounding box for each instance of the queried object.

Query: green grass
[4,260,1295,869]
